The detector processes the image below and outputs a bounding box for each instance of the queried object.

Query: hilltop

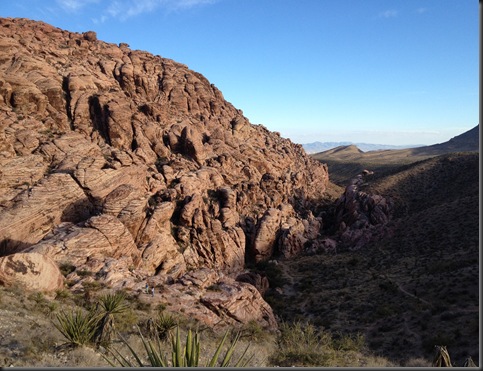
[311,125,479,185]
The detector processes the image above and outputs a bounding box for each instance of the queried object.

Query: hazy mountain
[302,141,423,154]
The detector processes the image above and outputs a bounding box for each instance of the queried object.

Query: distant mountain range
[302,141,423,154]
[310,125,479,185]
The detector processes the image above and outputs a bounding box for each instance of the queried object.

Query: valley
[264,149,479,365]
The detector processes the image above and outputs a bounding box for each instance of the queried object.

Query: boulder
[0,252,64,291]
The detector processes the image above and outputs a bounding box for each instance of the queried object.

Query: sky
[0,0,479,145]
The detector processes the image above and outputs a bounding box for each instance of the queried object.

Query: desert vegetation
[0,283,404,367]
[1,281,476,367]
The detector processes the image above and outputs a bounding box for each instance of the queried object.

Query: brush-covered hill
[266,151,479,365]
[312,125,479,185]
[0,17,331,328]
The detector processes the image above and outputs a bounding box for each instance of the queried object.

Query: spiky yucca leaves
[105,325,253,367]
[171,326,200,367]
[53,308,101,347]
[94,291,129,347]
[155,311,178,340]
[97,291,129,314]
[205,328,252,367]
[104,328,168,367]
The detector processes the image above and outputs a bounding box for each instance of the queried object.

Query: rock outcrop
[0,252,64,291]
[0,18,330,328]
[333,170,393,250]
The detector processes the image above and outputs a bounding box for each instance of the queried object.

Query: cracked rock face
[0,18,330,328]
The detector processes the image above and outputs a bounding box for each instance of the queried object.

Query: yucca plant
[154,311,178,340]
[53,307,101,347]
[104,328,168,367]
[104,325,253,367]
[93,291,129,347]
[171,326,200,367]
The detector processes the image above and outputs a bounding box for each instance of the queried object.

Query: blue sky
[1,0,478,145]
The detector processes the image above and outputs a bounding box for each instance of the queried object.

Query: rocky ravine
[0,18,333,329]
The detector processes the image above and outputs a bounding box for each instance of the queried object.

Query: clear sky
[1,0,478,145]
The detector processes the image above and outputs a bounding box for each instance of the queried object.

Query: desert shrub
[269,320,329,367]
[82,280,104,291]
[239,320,269,343]
[333,332,366,352]
[77,269,92,277]
[256,261,289,288]
[135,301,151,311]
[55,289,72,301]
[263,290,285,314]
[206,283,222,291]
[28,291,46,305]
[29,291,58,316]
[59,262,76,277]
[404,357,431,367]
[114,309,138,333]
[269,320,369,367]
[154,311,178,340]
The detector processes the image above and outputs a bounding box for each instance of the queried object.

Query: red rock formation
[0,18,330,328]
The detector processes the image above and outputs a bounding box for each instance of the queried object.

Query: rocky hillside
[0,18,330,329]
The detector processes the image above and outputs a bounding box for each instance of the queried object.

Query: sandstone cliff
[0,18,329,328]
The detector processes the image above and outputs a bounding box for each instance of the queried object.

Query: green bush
[240,320,269,343]
[269,320,326,366]
[333,332,366,352]
[59,262,76,277]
